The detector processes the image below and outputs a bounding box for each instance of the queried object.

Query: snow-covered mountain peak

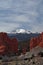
[15,29,31,34]
[16,29,26,33]
[7,29,40,34]
[7,29,31,34]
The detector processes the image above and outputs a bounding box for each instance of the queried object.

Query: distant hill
[8,29,40,41]
[8,33,40,41]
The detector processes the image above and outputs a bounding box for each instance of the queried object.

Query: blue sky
[0,0,43,32]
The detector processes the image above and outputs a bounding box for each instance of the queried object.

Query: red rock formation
[30,32,43,50]
[11,38,18,53]
[30,37,38,49]
[39,42,43,48]
[0,32,18,55]
[0,45,6,55]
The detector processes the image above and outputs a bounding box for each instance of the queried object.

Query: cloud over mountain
[0,0,43,32]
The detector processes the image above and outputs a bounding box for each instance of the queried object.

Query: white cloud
[0,22,20,32]
[0,0,43,32]
[28,22,43,32]
[0,0,12,9]
[2,15,29,22]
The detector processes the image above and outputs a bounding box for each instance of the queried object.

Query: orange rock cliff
[30,32,43,50]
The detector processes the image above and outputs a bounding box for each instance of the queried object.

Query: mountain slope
[8,33,39,41]
[11,29,31,34]
[7,29,39,41]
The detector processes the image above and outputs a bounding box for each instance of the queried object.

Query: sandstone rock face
[30,32,43,50]
[0,32,18,55]
[39,42,43,48]
[30,37,38,49]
